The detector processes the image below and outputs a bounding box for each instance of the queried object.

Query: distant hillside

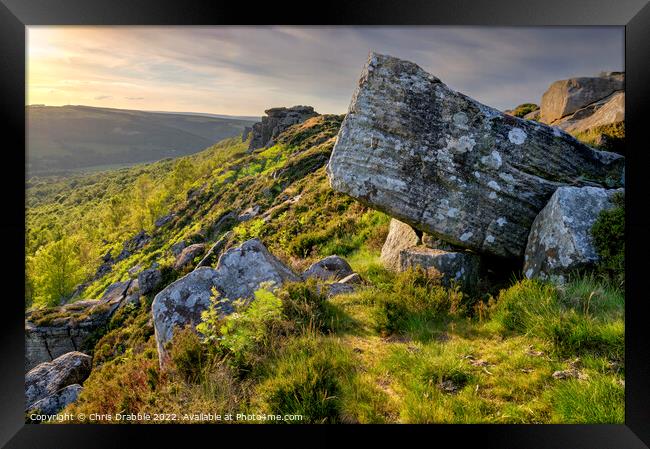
[27,105,257,176]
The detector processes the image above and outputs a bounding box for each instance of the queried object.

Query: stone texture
[28,384,83,415]
[25,284,131,371]
[399,247,481,289]
[302,255,354,281]
[524,186,623,282]
[539,73,624,124]
[174,243,206,270]
[554,91,624,134]
[327,53,624,259]
[248,106,319,152]
[138,268,163,295]
[380,219,421,271]
[152,239,299,366]
[238,205,260,222]
[25,352,91,410]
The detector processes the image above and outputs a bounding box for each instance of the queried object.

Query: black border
[2,1,649,447]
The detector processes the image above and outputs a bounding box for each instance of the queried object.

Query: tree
[28,237,87,307]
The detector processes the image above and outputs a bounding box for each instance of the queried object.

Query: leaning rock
[25,352,91,410]
[249,106,318,151]
[152,239,299,366]
[28,384,82,415]
[524,186,623,282]
[138,269,162,295]
[380,219,421,271]
[539,73,624,124]
[328,53,624,259]
[399,247,480,289]
[174,243,206,270]
[302,255,354,281]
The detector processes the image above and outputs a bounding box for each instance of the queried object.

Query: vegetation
[591,191,625,286]
[28,112,624,424]
[510,103,539,118]
[574,122,625,155]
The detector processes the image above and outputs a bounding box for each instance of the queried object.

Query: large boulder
[539,73,624,124]
[249,106,319,151]
[302,255,354,281]
[28,384,83,415]
[524,186,623,282]
[25,284,131,371]
[553,91,624,134]
[152,239,299,366]
[399,247,481,289]
[25,351,91,410]
[380,219,421,271]
[327,53,624,259]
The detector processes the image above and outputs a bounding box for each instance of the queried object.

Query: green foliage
[546,375,624,423]
[489,277,624,359]
[510,103,539,118]
[27,236,94,307]
[372,268,465,339]
[574,122,625,154]
[591,191,625,285]
[252,337,358,423]
[169,327,207,383]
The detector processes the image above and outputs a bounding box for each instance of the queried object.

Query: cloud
[27,26,624,115]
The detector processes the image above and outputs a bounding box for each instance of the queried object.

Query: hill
[26,105,257,176]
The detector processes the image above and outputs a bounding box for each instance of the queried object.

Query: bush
[278,280,332,334]
[253,337,356,423]
[591,191,624,285]
[169,327,207,382]
[510,103,539,118]
[372,268,464,338]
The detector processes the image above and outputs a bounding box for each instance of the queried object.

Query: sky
[27,26,624,116]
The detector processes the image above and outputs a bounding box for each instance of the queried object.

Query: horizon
[27,26,624,116]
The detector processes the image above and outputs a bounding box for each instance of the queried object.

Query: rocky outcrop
[302,255,354,282]
[238,205,260,222]
[524,186,623,282]
[25,282,132,371]
[25,351,91,410]
[539,73,624,124]
[173,243,206,270]
[152,239,299,366]
[327,53,624,259]
[248,106,318,152]
[399,247,481,289]
[29,384,83,415]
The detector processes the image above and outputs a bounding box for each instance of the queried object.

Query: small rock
[155,213,174,228]
[399,247,480,290]
[174,243,206,270]
[380,219,421,271]
[302,255,354,282]
[238,205,260,222]
[170,240,187,257]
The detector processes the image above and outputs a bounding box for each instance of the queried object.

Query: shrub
[510,103,539,118]
[169,327,207,383]
[591,191,624,285]
[253,337,356,423]
[489,276,624,359]
[278,280,332,334]
[372,268,464,338]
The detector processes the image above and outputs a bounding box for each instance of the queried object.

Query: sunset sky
[27,26,624,116]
